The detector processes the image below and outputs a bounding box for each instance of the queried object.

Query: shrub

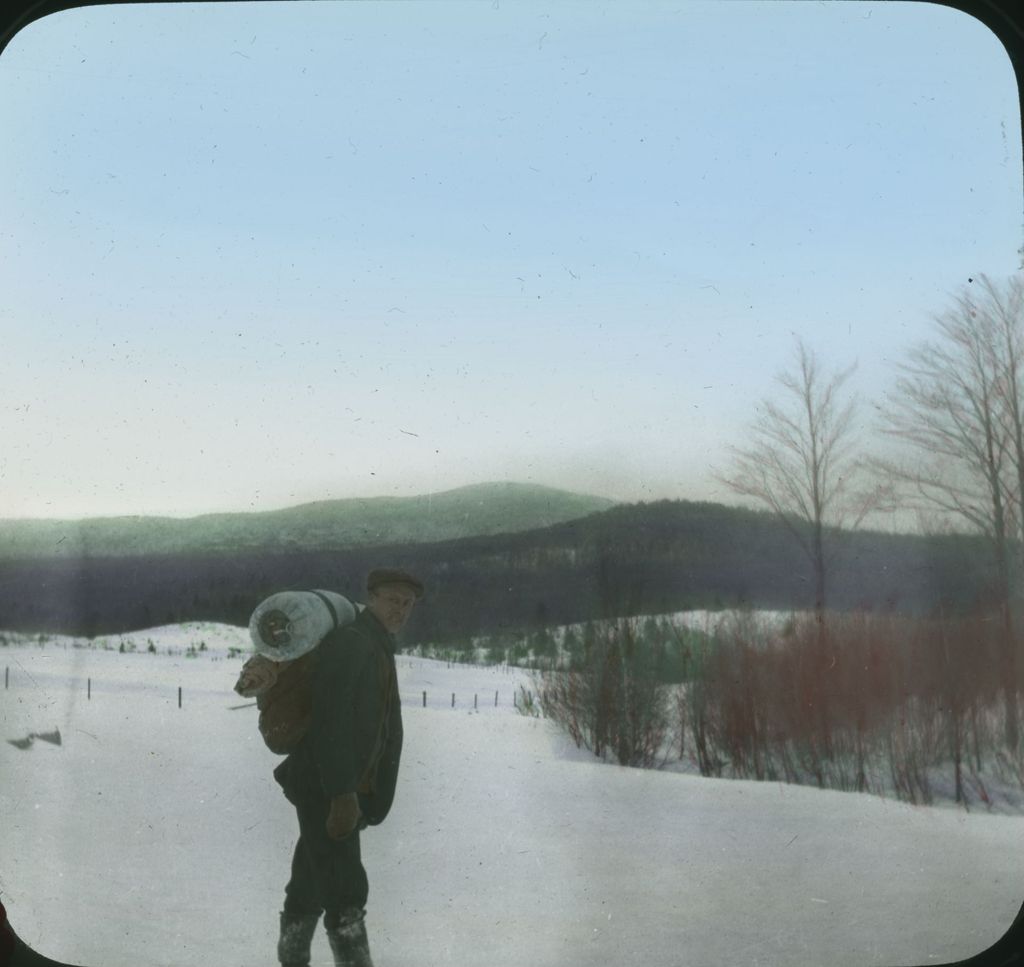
[535,620,671,768]
[678,609,1017,806]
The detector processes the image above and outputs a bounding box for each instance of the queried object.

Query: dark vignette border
[0,0,1022,965]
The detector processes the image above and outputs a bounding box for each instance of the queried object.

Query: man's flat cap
[366,568,425,599]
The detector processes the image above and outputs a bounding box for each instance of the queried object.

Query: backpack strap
[309,590,341,630]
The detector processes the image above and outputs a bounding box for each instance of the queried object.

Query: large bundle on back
[249,589,356,662]
[235,590,357,754]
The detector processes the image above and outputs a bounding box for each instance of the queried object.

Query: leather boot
[278,911,320,967]
[325,908,373,967]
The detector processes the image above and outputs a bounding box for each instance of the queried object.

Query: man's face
[367,584,418,633]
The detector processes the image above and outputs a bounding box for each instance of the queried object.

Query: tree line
[0,497,997,643]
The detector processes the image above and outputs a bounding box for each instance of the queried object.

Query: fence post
[495,690,498,707]
[451,693,455,708]
[474,694,478,709]
[178,686,182,709]
[422,691,426,708]
[88,678,91,700]
[4,667,7,689]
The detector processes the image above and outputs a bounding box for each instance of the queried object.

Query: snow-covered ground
[556,608,800,638]
[2,623,1023,967]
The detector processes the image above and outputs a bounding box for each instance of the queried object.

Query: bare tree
[976,273,1024,577]
[716,339,871,632]
[875,277,1020,749]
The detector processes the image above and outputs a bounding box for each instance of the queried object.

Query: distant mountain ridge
[0,482,617,559]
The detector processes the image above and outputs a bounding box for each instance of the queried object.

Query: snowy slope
[1,625,1023,967]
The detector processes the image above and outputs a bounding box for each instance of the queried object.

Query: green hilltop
[0,482,617,559]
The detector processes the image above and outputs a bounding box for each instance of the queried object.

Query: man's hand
[326,793,362,841]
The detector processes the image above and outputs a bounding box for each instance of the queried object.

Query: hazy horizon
[0,477,940,540]
[0,477,620,522]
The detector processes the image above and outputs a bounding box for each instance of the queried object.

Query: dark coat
[273,607,404,826]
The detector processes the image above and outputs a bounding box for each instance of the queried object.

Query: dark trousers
[282,793,369,929]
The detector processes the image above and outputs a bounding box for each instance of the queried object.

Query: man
[273,567,423,967]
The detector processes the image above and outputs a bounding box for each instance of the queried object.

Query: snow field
[1,627,1023,967]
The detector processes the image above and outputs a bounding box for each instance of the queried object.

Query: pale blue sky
[0,0,1021,518]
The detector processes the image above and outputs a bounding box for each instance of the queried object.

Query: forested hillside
[0,498,994,641]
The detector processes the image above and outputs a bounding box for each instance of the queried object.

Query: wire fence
[3,664,531,713]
